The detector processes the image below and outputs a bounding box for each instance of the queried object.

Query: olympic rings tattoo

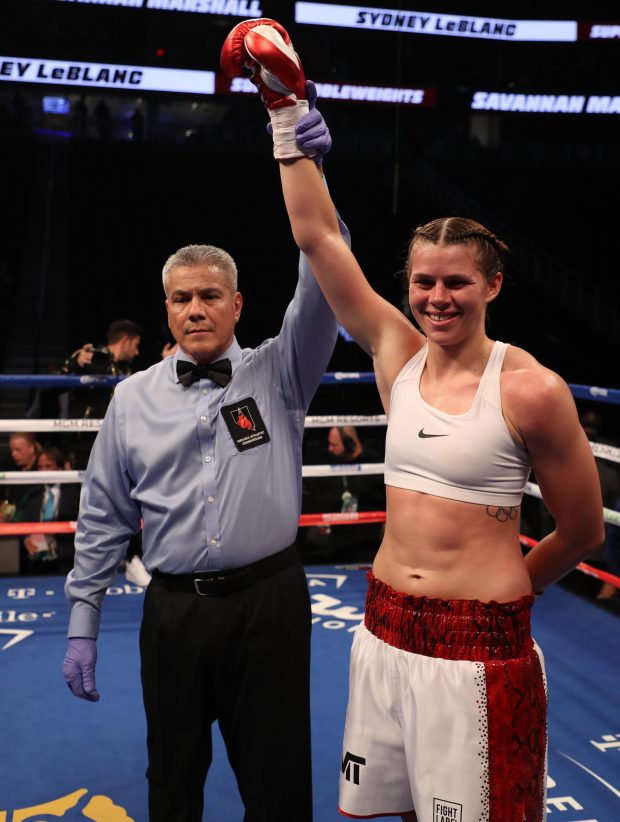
[486,505,518,522]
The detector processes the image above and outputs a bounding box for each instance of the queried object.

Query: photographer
[58,319,150,587]
[60,318,143,426]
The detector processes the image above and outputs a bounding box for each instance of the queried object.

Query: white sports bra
[384,341,531,506]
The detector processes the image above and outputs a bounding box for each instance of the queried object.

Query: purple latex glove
[63,637,100,702]
[267,80,332,166]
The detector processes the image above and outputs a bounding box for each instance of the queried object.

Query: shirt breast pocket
[220,396,271,455]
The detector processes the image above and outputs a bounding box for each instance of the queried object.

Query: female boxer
[221,20,605,822]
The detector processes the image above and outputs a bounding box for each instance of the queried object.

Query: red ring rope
[1,517,618,590]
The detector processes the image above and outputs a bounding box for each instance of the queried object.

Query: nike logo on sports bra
[418,428,448,439]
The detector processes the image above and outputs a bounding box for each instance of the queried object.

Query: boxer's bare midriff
[372,485,533,602]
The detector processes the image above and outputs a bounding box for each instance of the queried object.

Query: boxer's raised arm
[220,19,419,358]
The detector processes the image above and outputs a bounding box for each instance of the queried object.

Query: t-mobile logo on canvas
[433,798,462,822]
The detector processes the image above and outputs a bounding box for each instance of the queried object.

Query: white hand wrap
[268,101,314,160]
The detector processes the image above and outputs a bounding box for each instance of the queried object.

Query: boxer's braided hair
[406,217,510,283]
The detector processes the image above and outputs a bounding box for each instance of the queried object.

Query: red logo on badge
[233,407,255,431]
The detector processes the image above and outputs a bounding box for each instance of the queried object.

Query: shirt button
[200,416,207,423]
[204,456,212,463]
[207,496,215,503]
[202,389,208,395]
[210,539,217,546]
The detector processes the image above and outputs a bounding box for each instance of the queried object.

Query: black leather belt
[152,545,298,596]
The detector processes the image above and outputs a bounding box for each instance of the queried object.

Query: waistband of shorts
[152,545,298,596]
[364,571,534,661]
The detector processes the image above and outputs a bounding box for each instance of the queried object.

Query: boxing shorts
[339,572,547,821]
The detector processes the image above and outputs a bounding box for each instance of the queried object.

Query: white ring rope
[0,419,104,432]
[304,414,387,428]
[0,416,389,433]
[0,470,85,484]
[2,416,620,465]
[590,441,620,464]
[302,463,385,477]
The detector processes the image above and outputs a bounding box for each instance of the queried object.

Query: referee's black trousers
[140,559,313,822]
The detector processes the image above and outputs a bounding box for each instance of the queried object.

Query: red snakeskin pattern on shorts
[486,654,547,821]
[364,571,535,661]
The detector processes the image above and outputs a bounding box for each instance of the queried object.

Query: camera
[90,346,113,368]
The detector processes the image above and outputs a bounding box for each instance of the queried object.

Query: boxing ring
[1,372,619,820]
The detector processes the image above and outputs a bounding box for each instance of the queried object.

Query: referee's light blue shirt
[65,250,339,638]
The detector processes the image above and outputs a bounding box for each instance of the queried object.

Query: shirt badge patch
[221,397,271,452]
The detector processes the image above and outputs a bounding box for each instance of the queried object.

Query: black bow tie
[176,358,232,388]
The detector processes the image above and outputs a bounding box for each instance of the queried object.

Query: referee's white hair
[162,244,238,295]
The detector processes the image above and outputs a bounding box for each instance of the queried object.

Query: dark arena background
[1,2,619,821]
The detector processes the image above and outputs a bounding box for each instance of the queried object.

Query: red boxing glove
[220,18,306,111]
